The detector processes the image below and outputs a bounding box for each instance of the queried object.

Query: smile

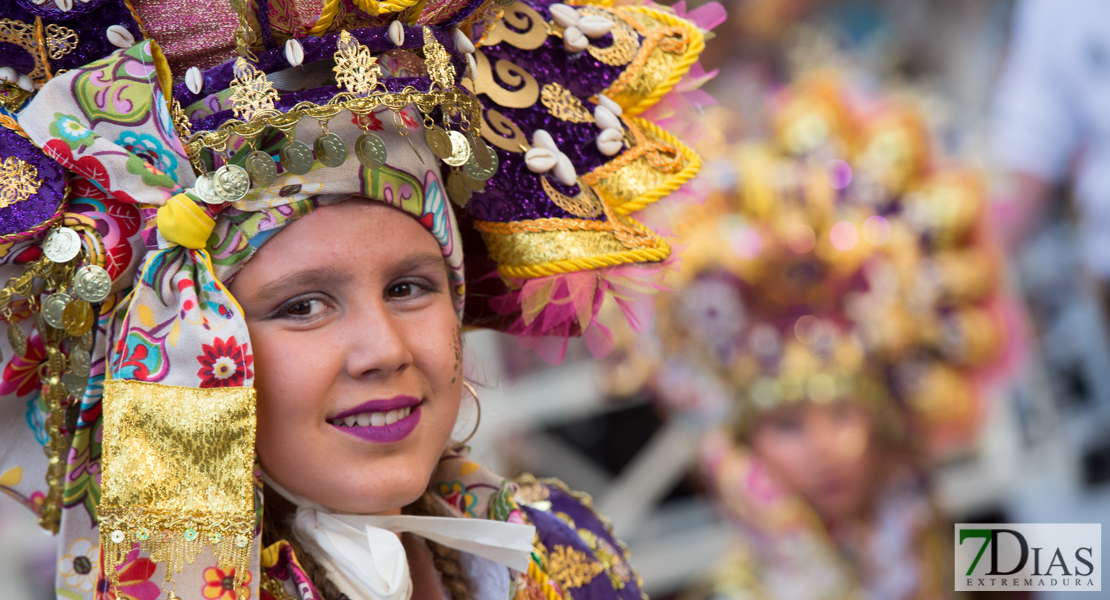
[330,406,414,427]
[327,396,422,443]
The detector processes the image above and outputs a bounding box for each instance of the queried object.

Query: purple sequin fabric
[0,126,66,239]
[465,0,641,223]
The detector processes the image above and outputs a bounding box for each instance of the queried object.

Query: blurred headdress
[613,73,1007,453]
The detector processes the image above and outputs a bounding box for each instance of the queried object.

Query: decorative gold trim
[0,19,46,80]
[0,157,41,208]
[334,30,382,96]
[44,24,78,60]
[595,5,704,117]
[582,116,700,215]
[228,58,279,121]
[541,83,594,123]
[540,177,602,218]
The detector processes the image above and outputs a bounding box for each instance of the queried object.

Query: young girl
[0,0,718,597]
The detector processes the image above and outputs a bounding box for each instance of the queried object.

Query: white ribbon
[263,473,537,600]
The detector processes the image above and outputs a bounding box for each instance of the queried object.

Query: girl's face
[230,200,463,514]
[749,400,877,523]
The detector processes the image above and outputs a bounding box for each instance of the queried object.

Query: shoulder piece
[511,474,644,600]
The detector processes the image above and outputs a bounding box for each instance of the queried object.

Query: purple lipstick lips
[328,395,422,443]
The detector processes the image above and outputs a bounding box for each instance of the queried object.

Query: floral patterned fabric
[261,449,644,600]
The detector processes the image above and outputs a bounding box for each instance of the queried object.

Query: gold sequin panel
[100,379,256,520]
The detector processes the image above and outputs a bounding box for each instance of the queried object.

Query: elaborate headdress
[0,0,718,595]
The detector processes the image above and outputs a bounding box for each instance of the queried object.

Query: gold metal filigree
[541,176,603,218]
[44,24,77,60]
[228,58,279,120]
[547,545,605,589]
[580,7,639,66]
[0,19,46,80]
[541,83,594,123]
[423,26,456,91]
[334,30,382,96]
[0,157,41,208]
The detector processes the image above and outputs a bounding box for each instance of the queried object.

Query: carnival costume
[0,0,720,596]
[606,74,1009,600]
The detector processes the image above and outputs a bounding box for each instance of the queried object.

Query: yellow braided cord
[308,0,342,35]
[528,559,569,600]
[496,239,670,279]
[610,116,702,216]
[621,6,705,118]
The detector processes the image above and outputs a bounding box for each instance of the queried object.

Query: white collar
[262,472,536,600]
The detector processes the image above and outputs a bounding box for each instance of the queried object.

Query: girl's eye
[282,298,326,317]
[387,282,420,299]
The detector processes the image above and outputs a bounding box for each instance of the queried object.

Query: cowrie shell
[554,153,577,186]
[16,75,33,92]
[532,129,558,153]
[54,0,72,11]
[453,29,475,54]
[597,128,624,156]
[549,4,580,28]
[32,0,47,5]
[0,67,15,83]
[388,21,405,47]
[106,25,135,48]
[284,39,305,67]
[563,26,588,52]
[594,105,621,130]
[185,67,203,95]
[597,93,623,116]
[578,15,613,38]
[525,148,558,173]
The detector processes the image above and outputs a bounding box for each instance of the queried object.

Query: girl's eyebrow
[381,252,449,282]
[249,265,350,304]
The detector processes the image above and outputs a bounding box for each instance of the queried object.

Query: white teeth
[334,406,415,427]
[385,410,399,425]
[356,413,370,427]
[343,415,357,427]
[370,412,386,426]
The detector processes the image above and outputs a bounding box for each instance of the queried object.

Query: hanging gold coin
[7,322,26,357]
[213,165,251,203]
[193,173,220,204]
[314,132,349,168]
[443,131,471,167]
[245,150,278,187]
[73,265,111,303]
[280,140,315,175]
[467,129,493,170]
[463,172,486,191]
[43,292,70,329]
[69,347,91,378]
[355,133,388,169]
[62,300,93,337]
[64,372,88,397]
[43,227,81,263]
[78,330,94,351]
[424,125,453,160]
[446,171,473,207]
[464,147,499,182]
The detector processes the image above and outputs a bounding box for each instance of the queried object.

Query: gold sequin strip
[99,380,257,590]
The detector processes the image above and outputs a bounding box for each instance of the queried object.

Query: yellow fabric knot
[157,192,215,249]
